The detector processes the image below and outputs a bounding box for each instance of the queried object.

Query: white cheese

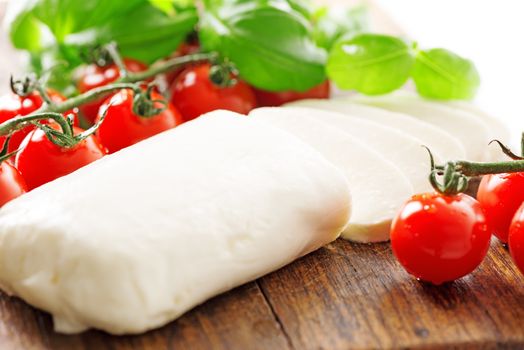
[0,110,351,334]
[444,101,511,161]
[266,106,436,193]
[287,99,466,160]
[351,93,490,161]
[250,107,413,242]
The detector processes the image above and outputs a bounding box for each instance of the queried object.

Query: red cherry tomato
[477,173,524,243]
[77,59,147,123]
[96,89,182,153]
[165,42,201,86]
[15,125,107,190]
[509,203,524,275]
[391,192,491,285]
[254,80,331,107]
[170,63,257,122]
[0,90,77,153]
[0,162,27,206]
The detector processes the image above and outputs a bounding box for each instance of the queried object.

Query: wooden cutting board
[1,3,524,350]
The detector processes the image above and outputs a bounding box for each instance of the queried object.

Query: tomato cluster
[391,173,524,285]
[0,42,332,207]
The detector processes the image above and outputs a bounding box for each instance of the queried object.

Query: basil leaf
[148,0,177,15]
[286,0,313,19]
[327,34,414,95]
[313,5,368,50]
[412,48,480,100]
[32,0,144,43]
[5,2,44,52]
[90,4,198,63]
[199,1,327,91]
[6,0,196,64]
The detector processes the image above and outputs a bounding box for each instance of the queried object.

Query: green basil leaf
[88,4,198,63]
[32,0,145,42]
[285,0,313,19]
[148,0,176,15]
[6,0,196,64]
[313,5,368,50]
[327,33,413,95]
[412,48,480,100]
[199,1,327,91]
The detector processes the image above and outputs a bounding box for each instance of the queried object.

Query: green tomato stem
[521,132,524,157]
[430,159,524,195]
[0,112,73,138]
[105,42,129,79]
[38,83,139,114]
[426,145,524,195]
[122,52,216,82]
[35,84,54,105]
[454,159,524,176]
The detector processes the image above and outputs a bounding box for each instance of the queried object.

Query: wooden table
[1,3,524,350]
[1,239,523,349]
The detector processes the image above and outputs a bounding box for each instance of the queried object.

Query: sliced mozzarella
[251,106,436,193]
[287,99,466,160]
[350,94,491,161]
[250,107,413,242]
[444,101,511,161]
[0,111,351,335]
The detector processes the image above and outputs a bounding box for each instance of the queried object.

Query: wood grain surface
[0,239,523,350]
[1,2,524,350]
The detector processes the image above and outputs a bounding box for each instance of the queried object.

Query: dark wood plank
[259,239,524,349]
[0,282,291,350]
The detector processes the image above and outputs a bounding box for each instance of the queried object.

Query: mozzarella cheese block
[444,101,511,161]
[250,107,413,242]
[266,106,436,193]
[287,99,466,160]
[0,111,351,335]
[351,94,490,161]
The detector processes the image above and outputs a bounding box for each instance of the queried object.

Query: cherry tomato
[170,63,257,122]
[15,125,107,190]
[0,162,27,206]
[0,90,77,153]
[254,80,331,107]
[165,42,201,86]
[96,89,182,153]
[509,203,524,275]
[477,173,524,243]
[77,59,147,123]
[391,192,491,285]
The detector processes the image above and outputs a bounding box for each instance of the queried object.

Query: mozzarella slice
[351,94,491,161]
[287,99,466,160]
[444,101,511,161]
[0,110,351,335]
[259,106,436,193]
[250,107,413,242]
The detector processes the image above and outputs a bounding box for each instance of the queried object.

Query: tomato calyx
[429,161,470,195]
[209,59,239,88]
[10,74,39,97]
[80,44,115,68]
[132,84,167,118]
[425,146,469,195]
